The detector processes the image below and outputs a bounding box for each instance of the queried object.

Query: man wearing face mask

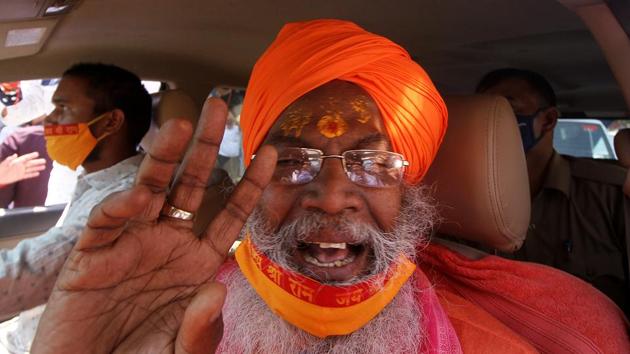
[0,63,151,352]
[476,68,629,316]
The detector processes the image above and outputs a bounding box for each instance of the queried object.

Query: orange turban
[240,19,447,184]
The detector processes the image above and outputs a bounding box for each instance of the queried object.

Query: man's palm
[32,99,276,354]
[41,221,219,353]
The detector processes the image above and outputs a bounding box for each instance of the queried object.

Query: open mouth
[294,240,370,281]
[298,242,365,267]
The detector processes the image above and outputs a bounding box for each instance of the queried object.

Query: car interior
[0,0,629,335]
[424,95,530,254]
[0,0,628,112]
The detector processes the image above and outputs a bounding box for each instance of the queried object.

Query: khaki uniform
[509,152,629,316]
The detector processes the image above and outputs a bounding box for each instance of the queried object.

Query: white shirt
[44,162,79,207]
[218,124,242,158]
[0,154,142,318]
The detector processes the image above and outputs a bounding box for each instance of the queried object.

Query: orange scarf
[240,19,447,184]
[235,236,416,338]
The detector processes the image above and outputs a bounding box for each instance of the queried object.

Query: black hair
[475,68,557,108]
[63,63,152,147]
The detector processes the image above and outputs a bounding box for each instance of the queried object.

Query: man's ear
[102,109,126,136]
[539,107,559,133]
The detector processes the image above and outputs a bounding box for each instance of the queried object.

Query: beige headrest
[151,89,199,127]
[140,89,200,152]
[423,95,530,252]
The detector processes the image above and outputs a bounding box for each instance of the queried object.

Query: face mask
[515,110,544,152]
[44,113,110,170]
[235,235,416,338]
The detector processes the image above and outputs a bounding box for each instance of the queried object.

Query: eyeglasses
[273,147,409,188]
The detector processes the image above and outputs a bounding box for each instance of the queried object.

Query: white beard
[216,185,435,353]
[217,267,423,354]
[247,185,437,285]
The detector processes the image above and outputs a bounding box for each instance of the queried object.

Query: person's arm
[0,154,141,320]
[0,205,75,319]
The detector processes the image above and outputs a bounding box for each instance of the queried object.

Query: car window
[0,79,166,245]
[141,80,165,94]
[1,79,165,204]
[209,86,246,182]
[553,118,628,160]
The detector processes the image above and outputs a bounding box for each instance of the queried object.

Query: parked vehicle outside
[554,118,617,159]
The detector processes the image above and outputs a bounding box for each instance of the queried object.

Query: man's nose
[299,158,362,215]
[44,110,58,124]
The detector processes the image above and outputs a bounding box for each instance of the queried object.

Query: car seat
[423,94,530,253]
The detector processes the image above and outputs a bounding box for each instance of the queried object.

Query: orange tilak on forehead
[317,112,348,138]
[350,96,372,124]
[280,108,312,137]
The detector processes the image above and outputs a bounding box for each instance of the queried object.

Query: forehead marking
[317,112,348,138]
[280,108,312,138]
[350,97,372,124]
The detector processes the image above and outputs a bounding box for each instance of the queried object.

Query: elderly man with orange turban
[31,20,628,354]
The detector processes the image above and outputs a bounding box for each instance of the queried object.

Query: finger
[4,154,17,163]
[168,98,227,216]
[27,165,46,173]
[26,158,46,166]
[202,145,276,257]
[75,185,153,250]
[175,282,226,354]
[136,119,193,191]
[16,151,40,161]
[134,119,194,220]
[22,171,41,179]
[23,165,45,177]
[26,159,47,170]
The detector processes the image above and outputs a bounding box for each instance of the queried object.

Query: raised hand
[0,152,47,185]
[31,98,276,354]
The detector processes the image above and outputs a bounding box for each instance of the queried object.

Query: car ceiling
[0,0,627,116]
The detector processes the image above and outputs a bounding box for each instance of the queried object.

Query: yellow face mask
[44,113,110,170]
[235,235,416,338]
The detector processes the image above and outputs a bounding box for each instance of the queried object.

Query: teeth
[304,254,355,268]
[316,242,346,249]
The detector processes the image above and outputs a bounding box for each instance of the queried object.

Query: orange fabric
[421,243,630,353]
[436,288,539,354]
[240,19,448,184]
[235,236,416,338]
[44,113,110,170]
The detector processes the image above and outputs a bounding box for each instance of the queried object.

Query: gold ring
[161,202,195,221]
